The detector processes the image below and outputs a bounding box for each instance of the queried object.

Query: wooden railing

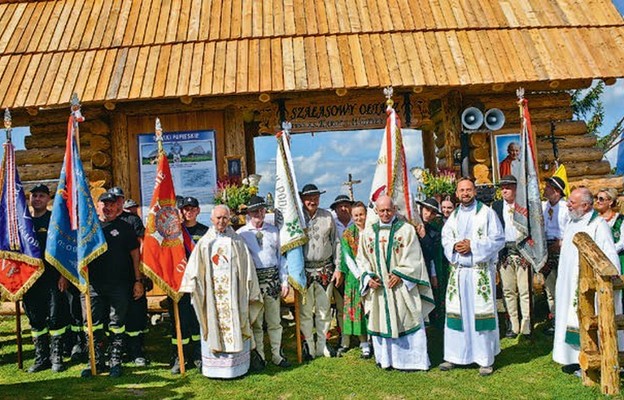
[574,232,623,396]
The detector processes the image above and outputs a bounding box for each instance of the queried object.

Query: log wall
[432,90,622,193]
[14,107,113,194]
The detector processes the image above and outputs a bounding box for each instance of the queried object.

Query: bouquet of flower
[214,177,258,213]
[419,168,457,199]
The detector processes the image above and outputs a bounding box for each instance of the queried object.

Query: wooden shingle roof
[0,0,623,108]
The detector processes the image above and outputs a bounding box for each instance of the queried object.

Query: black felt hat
[499,175,518,186]
[246,195,266,212]
[416,197,442,215]
[330,194,353,210]
[545,176,566,196]
[299,183,326,196]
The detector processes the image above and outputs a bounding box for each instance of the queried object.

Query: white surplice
[441,201,505,367]
[179,227,262,379]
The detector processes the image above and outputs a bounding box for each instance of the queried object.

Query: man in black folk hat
[492,175,532,339]
[415,197,447,329]
[541,176,569,335]
[299,184,340,359]
[23,184,69,373]
[237,195,291,368]
[329,194,353,355]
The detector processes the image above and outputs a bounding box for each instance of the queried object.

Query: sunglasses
[595,196,610,202]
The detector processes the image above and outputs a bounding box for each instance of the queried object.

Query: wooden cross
[343,173,362,201]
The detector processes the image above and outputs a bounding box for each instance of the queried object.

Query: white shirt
[503,201,519,242]
[237,222,287,285]
[542,199,569,240]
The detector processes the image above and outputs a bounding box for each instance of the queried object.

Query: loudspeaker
[484,108,505,131]
[461,107,484,130]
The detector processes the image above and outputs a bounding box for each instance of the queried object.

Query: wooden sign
[256,93,430,135]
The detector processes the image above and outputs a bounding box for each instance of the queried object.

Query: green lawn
[0,313,614,400]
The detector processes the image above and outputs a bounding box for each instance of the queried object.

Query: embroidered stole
[208,236,240,353]
[445,203,496,332]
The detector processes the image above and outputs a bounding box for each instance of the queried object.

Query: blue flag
[0,140,44,301]
[45,113,107,292]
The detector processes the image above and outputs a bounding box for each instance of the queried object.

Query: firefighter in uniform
[23,184,68,373]
[108,187,151,366]
[169,196,207,374]
[81,192,142,378]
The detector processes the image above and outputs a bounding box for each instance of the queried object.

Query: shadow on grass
[1,371,196,400]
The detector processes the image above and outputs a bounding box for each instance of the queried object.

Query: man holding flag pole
[44,94,108,377]
[274,121,308,363]
[0,109,44,371]
[140,118,194,376]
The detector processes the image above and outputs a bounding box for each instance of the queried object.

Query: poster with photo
[138,130,217,225]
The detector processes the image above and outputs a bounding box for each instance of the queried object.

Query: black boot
[127,335,147,367]
[62,331,75,358]
[191,341,202,371]
[109,333,124,378]
[71,331,87,362]
[50,335,66,372]
[81,334,107,378]
[170,345,182,375]
[28,334,51,373]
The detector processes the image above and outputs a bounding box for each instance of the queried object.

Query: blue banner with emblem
[45,113,107,292]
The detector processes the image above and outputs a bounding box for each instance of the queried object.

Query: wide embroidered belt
[257,266,280,299]
[304,258,334,289]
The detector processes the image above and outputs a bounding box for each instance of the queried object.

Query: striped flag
[45,103,108,292]
[0,117,44,301]
[514,89,548,272]
[368,87,413,221]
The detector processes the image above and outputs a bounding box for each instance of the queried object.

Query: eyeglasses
[595,196,609,202]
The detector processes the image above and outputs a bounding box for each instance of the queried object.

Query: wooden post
[173,300,186,375]
[15,301,22,369]
[596,276,620,395]
[84,285,97,376]
[577,254,600,386]
[294,290,302,364]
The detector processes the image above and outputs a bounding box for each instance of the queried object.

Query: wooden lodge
[0,0,623,200]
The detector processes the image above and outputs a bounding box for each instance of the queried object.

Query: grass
[0,310,615,400]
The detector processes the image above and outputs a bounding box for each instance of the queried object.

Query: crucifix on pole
[540,120,565,170]
[343,174,361,201]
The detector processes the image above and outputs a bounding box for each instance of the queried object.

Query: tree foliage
[570,81,605,136]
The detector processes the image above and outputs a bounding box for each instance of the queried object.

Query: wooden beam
[111,112,131,192]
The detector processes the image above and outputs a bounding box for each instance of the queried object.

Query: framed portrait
[225,155,243,178]
[491,132,521,183]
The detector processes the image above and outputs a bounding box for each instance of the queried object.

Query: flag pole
[69,93,97,376]
[4,114,23,369]
[154,118,185,374]
[84,279,97,376]
[294,290,302,363]
[173,300,186,375]
[15,301,22,369]
[70,94,97,376]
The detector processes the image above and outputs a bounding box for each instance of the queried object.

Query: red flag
[140,140,188,301]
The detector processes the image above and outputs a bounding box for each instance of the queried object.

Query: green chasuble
[339,224,367,336]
